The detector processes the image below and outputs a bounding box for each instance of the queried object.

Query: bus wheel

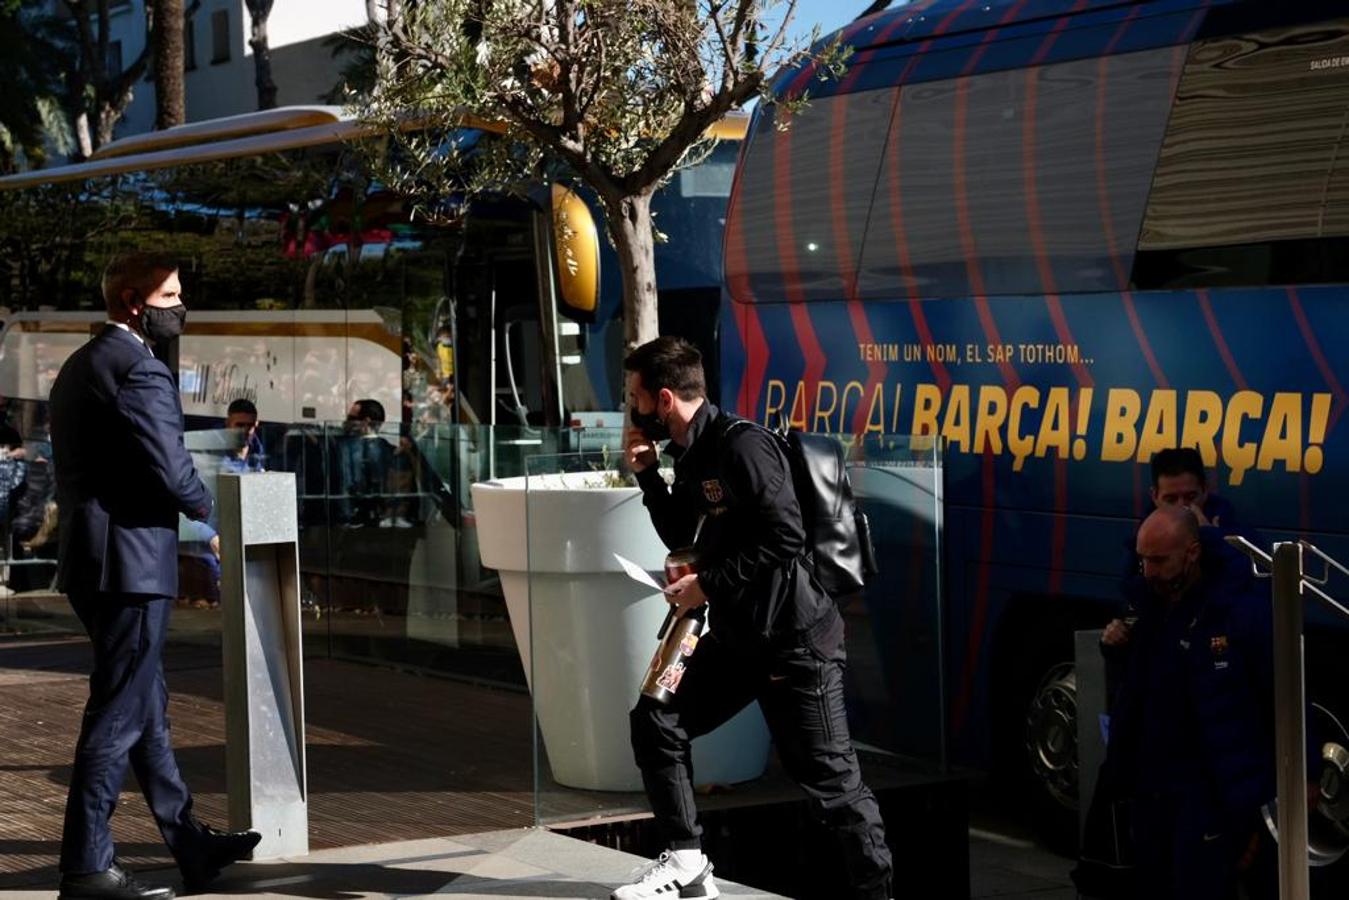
[1025,661,1078,811]
[1022,659,1079,849]
[1308,702,1349,866]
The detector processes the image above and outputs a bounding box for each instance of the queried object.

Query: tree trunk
[73,111,94,160]
[152,0,186,128]
[246,0,277,110]
[607,191,660,349]
[95,103,119,149]
[368,0,402,94]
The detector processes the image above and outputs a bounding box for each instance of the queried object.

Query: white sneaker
[611,850,719,899]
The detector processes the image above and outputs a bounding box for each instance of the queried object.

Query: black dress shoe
[59,862,175,900]
[180,824,262,894]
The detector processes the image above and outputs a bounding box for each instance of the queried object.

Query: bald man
[1098,506,1275,899]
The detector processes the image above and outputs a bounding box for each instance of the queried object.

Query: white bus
[0,105,747,433]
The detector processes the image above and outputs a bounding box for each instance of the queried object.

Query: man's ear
[122,288,143,316]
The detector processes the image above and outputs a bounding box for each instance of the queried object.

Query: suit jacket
[50,325,211,597]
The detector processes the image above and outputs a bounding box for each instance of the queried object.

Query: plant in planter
[471,462,769,792]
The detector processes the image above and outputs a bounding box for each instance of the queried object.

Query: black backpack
[724,419,879,599]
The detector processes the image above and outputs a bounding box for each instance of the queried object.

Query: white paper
[613,553,666,592]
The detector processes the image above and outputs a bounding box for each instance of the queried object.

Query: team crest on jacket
[702,479,724,503]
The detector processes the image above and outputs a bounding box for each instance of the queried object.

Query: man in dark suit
[51,253,260,900]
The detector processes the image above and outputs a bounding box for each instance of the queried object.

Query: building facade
[92,0,370,140]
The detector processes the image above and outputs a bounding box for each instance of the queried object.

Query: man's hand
[1236,831,1261,872]
[1102,618,1131,647]
[625,426,658,473]
[665,573,708,618]
[209,534,221,560]
[1188,503,1219,528]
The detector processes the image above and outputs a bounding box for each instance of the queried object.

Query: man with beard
[1100,505,1275,900]
[50,253,260,899]
[613,336,891,900]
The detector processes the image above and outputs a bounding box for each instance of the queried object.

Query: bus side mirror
[548,184,600,323]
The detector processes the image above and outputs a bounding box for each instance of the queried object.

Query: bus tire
[1022,657,1080,853]
[991,607,1085,855]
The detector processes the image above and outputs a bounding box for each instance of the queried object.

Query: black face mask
[1148,560,1194,598]
[631,406,670,443]
[142,304,187,346]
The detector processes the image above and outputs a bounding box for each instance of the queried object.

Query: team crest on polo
[702,479,724,503]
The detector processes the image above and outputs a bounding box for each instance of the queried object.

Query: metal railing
[1226,536,1349,900]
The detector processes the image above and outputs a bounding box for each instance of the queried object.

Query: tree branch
[555,0,580,134]
[499,95,621,200]
[758,0,800,71]
[116,40,154,101]
[855,0,890,20]
[116,0,157,99]
[708,2,738,91]
[624,99,722,194]
[96,0,110,77]
[63,1,98,82]
[727,0,756,62]
[386,27,457,74]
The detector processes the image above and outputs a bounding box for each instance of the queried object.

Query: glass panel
[523,436,946,827]
[847,435,948,767]
[1139,17,1349,250]
[0,398,63,635]
[0,410,956,847]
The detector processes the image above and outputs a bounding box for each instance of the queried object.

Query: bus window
[1329,145,1349,237]
[856,47,1177,301]
[1135,16,1349,287]
[655,140,740,293]
[725,89,893,304]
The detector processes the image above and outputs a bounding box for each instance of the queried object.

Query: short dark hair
[102,252,179,313]
[1151,447,1206,488]
[227,398,257,418]
[623,336,706,401]
[353,398,386,425]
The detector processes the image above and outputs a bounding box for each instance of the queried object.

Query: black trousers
[61,592,204,875]
[629,614,893,900]
[1132,790,1276,900]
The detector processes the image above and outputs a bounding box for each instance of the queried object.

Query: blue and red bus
[721,0,1349,845]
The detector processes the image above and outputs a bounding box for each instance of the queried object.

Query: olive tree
[358,0,846,348]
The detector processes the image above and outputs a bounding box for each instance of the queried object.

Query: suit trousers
[60,592,202,874]
[629,619,893,900]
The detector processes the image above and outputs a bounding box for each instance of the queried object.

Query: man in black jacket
[50,253,260,900]
[612,337,891,900]
[1097,505,1275,899]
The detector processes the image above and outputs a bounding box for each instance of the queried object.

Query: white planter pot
[471,472,770,792]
